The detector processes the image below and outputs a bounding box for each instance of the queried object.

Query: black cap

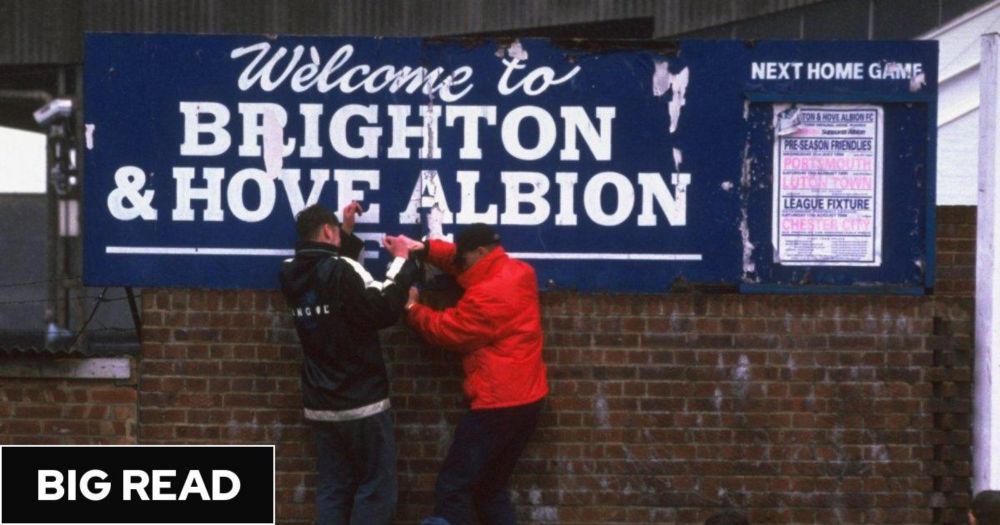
[455,224,501,254]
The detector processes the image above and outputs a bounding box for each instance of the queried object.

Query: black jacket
[278,233,418,415]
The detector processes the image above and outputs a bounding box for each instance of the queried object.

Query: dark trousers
[313,410,397,525]
[423,400,544,525]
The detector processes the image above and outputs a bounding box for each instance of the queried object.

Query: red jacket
[407,240,548,409]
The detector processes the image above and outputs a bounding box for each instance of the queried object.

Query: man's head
[971,490,1000,524]
[296,204,340,245]
[453,223,501,271]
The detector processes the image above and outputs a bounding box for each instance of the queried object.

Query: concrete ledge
[0,357,132,379]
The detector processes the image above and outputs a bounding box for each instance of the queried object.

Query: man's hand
[394,234,425,252]
[406,286,420,310]
[341,201,363,235]
[382,235,411,259]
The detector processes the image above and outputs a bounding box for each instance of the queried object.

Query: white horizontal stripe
[509,252,702,261]
[106,246,293,256]
[106,246,702,262]
[305,399,391,422]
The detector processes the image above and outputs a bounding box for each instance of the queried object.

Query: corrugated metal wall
[0,0,826,65]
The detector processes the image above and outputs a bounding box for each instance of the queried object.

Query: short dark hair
[972,490,1000,523]
[705,510,749,525]
[295,204,339,240]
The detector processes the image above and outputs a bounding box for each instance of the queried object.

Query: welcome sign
[83,35,936,291]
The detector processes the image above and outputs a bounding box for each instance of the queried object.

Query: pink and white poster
[772,104,884,266]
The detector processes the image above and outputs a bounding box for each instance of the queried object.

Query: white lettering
[583,171,634,226]
[227,168,275,223]
[213,470,241,501]
[179,102,231,156]
[455,171,497,224]
[446,105,497,160]
[501,106,556,161]
[329,104,381,159]
[637,172,690,226]
[123,470,150,501]
[500,172,550,225]
[172,167,225,221]
[559,106,614,161]
[38,470,65,501]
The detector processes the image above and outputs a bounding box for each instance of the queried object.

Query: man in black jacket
[279,202,417,525]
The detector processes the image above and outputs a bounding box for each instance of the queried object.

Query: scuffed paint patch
[733,354,750,380]
[293,483,306,503]
[262,107,285,179]
[667,68,689,134]
[739,142,757,280]
[422,98,437,159]
[530,506,559,522]
[594,393,611,428]
[720,181,734,192]
[507,40,529,61]
[426,203,447,240]
[85,124,95,150]
[672,147,683,170]
[651,61,690,133]
[870,444,890,462]
[731,354,751,398]
[909,72,926,92]
[652,61,671,97]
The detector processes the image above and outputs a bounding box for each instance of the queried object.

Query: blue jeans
[313,410,397,525]
[422,400,544,525]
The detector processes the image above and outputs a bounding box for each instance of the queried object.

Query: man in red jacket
[395,224,548,525]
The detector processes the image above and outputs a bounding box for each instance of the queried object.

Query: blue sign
[83,34,936,292]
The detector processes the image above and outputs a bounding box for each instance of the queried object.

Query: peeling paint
[594,393,610,428]
[651,61,690,134]
[720,181,734,192]
[651,61,671,97]
[85,124,95,150]
[261,106,285,179]
[530,506,559,522]
[732,354,751,399]
[909,72,926,92]
[667,69,689,134]
[528,486,543,505]
[507,40,529,61]
[293,482,306,503]
[739,142,757,280]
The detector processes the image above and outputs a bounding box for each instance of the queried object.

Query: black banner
[0,445,273,524]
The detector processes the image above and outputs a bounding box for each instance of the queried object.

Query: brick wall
[0,376,138,444]
[133,207,975,524]
[3,206,972,523]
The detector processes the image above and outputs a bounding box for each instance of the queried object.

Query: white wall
[0,126,46,194]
